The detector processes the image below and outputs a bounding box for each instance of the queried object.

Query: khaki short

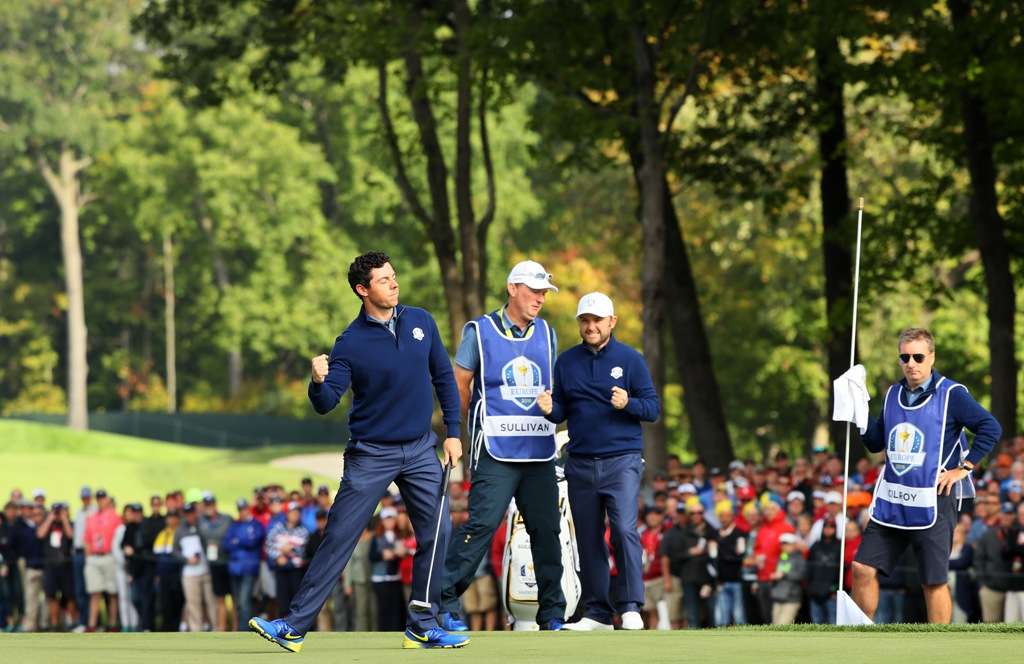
[462,574,498,615]
[644,578,665,610]
[85,554,117,595]
[664,576,682,623]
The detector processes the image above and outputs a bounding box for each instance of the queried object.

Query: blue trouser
[441,450,566,624]
[875,589,905,624]
[715,581,747,626]
[809,595,836,624]
[564,452,644,623]
[231,574,257,631]
[285,432,448,634]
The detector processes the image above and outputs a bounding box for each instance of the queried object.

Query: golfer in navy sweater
[249,251,468,651]
[538,292,660,631]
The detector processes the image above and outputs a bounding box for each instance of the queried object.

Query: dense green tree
[0,0,146,429]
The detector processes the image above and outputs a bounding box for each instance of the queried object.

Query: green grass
[1,627,1021,664]
[0,420,339,511]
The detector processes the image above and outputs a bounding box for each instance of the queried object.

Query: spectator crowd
[2,438,1024,633]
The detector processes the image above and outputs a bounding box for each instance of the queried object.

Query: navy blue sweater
[863,370,1001,469]
[308,305,460,442]
[545,336,660,457]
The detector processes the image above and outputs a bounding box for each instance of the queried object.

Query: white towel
[832,364,870,434]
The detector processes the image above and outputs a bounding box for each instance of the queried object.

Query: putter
[410,460,453,610]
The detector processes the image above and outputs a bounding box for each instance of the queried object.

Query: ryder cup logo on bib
[887,422,926,476]
[499,356,544,411]
[412,327,424,341]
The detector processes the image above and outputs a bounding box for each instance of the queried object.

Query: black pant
[157,573,184,632]
[136,565,157,631]
[373,581,405,632]
[441,450,566,623]
[756,582,773,626]
[274,568,305,622]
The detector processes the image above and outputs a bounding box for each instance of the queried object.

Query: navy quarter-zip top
[308,305,460,443]
[545,335,659,457]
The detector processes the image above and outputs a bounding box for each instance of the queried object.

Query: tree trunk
[815,26,863,461]
[37,147,89,430]
[661,182,736,468]
[949,0,1017,438]
[454,0,483,318]
[630,15,669,476]
[198,206,243,400]
[401,44,468,342]
[162,231,177,413]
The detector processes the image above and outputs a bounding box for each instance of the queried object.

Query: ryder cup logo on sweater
[610,366,623,379]
[412,327,424,341]
[499,356,544,411]
[887,422,926,476]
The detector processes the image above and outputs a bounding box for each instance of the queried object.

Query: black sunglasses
[899,353,928,364]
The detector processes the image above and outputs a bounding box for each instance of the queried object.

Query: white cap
[677,483,697,494]
[786,490,806,503]
[728,460,745,471]
[379,507,398,519]
[32,488,45,499]
[576,292,614,318]
[779,533,799,544]
[812,490,826,500]
[507,260,558,292]
[824,491,842,505]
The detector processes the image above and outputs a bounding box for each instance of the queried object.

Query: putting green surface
[2,626,1021,664]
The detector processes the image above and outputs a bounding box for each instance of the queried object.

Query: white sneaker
[563,617,614,631]
[620,611,644,630]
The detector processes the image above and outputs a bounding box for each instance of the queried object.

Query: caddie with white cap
[439,259,568,631]
[537,292,660,631]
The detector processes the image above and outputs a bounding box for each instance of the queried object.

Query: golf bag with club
[500,463,582,630]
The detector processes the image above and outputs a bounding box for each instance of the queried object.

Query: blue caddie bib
[869,376,966,530]
[467,313,556,463]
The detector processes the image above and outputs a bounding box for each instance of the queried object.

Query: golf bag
[500,471,581,629]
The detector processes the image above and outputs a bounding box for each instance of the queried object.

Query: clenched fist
[611,386,629,410]
[537,389,553,415]
[311,354,329,384]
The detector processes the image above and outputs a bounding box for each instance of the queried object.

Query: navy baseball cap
[80,486,92,498]
[236,498,249,510]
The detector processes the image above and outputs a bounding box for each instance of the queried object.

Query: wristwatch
[958,461,975,473]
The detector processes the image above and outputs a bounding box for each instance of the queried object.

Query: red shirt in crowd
[640,526,664,581]
[84,507,122,555]
[753,509,794,582]
[842,533,861,590]
[399,534,417,586]
[490,519,507,581]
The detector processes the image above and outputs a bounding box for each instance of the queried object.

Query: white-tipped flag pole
[836,197,873,625]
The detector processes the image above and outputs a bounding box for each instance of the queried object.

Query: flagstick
[837,196,864,595]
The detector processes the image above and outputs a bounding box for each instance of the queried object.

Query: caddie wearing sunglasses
[850,327,1001,624]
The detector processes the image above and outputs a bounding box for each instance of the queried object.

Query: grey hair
[897,327,935,353]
